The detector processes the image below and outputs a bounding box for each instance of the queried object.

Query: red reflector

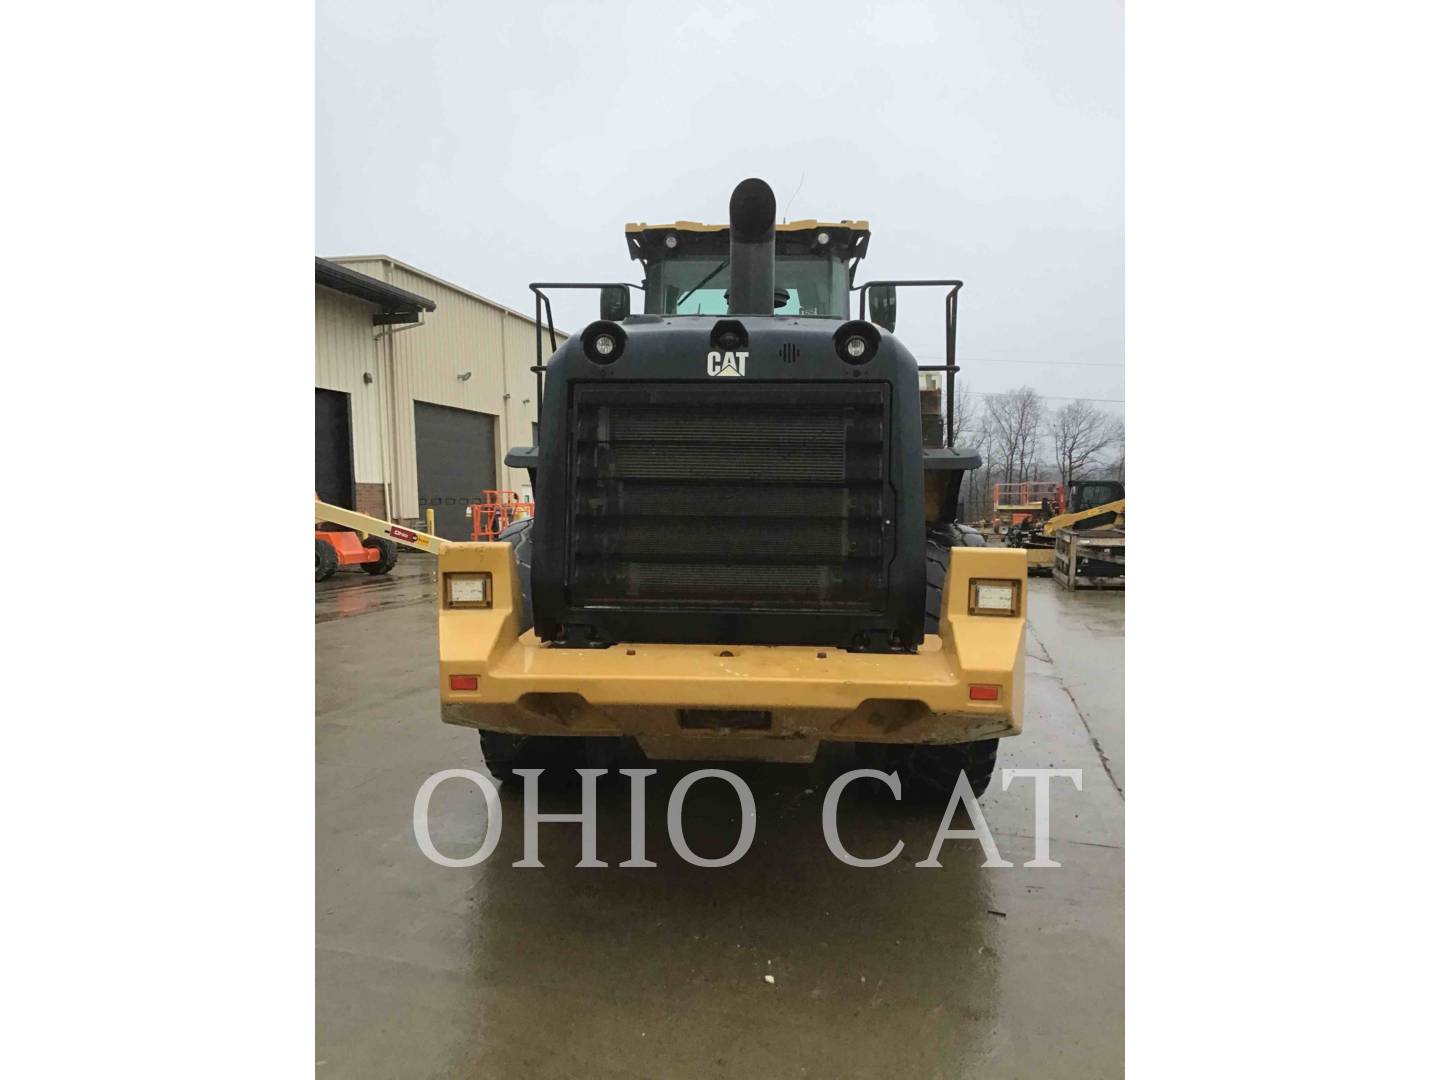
[449,675,479,691]
[969,684,1000,701]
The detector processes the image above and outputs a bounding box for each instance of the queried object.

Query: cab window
[647,255,849,317]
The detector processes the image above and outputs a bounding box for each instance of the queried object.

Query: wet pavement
[317,557,1124,1078]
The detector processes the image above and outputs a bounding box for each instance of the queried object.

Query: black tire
[479,519,567,780]
[478,729,585,782]
[479,518,627,776]
[359,535,399,575]
[495,516,535,630]
[923,525,983,633]
[315,537,338,582]
[864,525,1000,799]
[859,739,999,801]
[956,524,988,547]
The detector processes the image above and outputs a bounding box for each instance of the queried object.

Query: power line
[974,358,1123,368]
[963,390,1125,404]
[913,354,1124,369]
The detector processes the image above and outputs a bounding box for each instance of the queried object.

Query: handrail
[853,279,964,447]
[528,282,643,426]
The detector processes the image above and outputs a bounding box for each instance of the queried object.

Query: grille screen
[567,383,890,610]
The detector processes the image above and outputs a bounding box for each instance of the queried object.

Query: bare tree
[957,405,995,522]
[984,387,1046,485]
[1048,400,1122,488]
[950,376,976,447]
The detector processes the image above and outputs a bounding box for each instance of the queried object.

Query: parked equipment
[466,489,535,541]
[436,179,1026,797]
[1039,480,1124,536]
[315,501,447,582]
[991,482,1064,533]
[1004,479,1125,576]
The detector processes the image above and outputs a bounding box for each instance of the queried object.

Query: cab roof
[625,219,871,264]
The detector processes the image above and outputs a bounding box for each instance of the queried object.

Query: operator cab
[625,220,870,318]
[1066,480,1125,514]
[517,179,977,651]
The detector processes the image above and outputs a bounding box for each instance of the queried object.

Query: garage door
[414,402,496,540]
[315,388,354,509]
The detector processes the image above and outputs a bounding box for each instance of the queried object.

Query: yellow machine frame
[314,501,1028,762]
[437,542,1026,760]
[1042,498,1126,537]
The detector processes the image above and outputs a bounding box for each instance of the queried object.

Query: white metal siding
[331,258,562,517]
[313,286,384,484]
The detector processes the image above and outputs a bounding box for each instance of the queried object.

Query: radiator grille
[567,383,890,610]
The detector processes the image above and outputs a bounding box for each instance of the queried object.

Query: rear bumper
[437,544,1027,748]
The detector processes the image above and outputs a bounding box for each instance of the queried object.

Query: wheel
[477,519,556,780]
[315,537,338,582]
[928,521,986,556]
[495,516,535,630]
[863,527,1001,799]
[923,525,985,632]
[478,729,585,782]
[858,739,1000,801]
[480,519,628,780]
[359,535,399,575]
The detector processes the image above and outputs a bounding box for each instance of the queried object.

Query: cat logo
[706,349,748,377]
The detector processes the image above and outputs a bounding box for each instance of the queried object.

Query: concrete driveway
[317,558,1123,1078]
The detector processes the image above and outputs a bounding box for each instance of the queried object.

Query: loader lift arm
[1042,497,1126,537]
[314,501,453,554]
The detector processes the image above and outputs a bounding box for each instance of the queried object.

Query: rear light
[969,684,1001,701]
[444,572,492,608]
[449,675,479,691]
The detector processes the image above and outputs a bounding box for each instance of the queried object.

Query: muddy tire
[315,537,338,582]
[868,527,1000,799]
[359,535,399,575]
[496,516,535,630]
[477,519,559,782]
[923,525,982,634]
[859,739,999,801]
[478,730,584,783]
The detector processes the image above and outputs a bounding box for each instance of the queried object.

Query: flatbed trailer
[1053,526,1125,590]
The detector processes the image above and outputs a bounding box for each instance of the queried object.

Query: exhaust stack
[727,178,776,315]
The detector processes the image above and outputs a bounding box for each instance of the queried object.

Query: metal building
[314,256,564,539]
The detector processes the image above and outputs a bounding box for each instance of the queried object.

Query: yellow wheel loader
[435,179,1026,798]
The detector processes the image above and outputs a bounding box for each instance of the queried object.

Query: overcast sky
[317,0,1123,414]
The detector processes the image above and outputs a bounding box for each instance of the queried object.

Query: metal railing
[466,490,535,541]
[992,483,1065,510]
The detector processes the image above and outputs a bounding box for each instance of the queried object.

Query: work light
[833,320,880,364]
[581,320,626,364]
[445,572,493,609]
[968,578,1021,617]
